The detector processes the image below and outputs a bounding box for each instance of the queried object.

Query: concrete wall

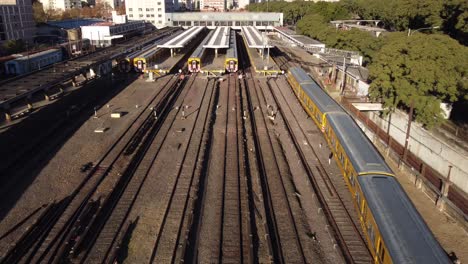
[368,109,468,194]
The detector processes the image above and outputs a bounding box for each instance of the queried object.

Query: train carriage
[225,30,238,73]
[286,66,451,264]
[118,46,154,72]
[188,30,214,73]
[287,67,344,131]
[133,45,161,72]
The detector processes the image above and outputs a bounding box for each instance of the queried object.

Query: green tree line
[246,0,468,128]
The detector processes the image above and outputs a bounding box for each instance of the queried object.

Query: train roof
[289,67,312,84]
[189,30,213,59]
[290,68,343,114]
[226,30,237,60]
[136,45,160,59]
[126,44,157,59]
[358,176,450,264]
[326,112,392,174]
[128,32,179,59]
[10,49,61,62]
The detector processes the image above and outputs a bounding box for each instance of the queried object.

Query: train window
[362,202,367,221]
[355,190,360,205]
[368,224,375,247]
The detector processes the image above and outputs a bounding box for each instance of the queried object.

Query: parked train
[132,45,163,73]
[118,44,156,73]
[286,67,451,264]
[4,49,63,75]
[225,30,238,73]
[187,30,214,73]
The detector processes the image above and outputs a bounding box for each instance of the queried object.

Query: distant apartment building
[39,0,82,10]
[199,0,224,11]
[125,0,177,28]
[0,0,36,42]
[101,0,124,9]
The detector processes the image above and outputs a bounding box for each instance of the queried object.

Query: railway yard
[0,27,467,264]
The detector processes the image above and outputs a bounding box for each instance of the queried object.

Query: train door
[136,60,144,72]
[229,60,235,72]
[192,60,198,72]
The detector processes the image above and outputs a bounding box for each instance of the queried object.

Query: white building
[81,12,145,47]
[125,0,178,29]
[0,0,36,42]
[39,0,82,10]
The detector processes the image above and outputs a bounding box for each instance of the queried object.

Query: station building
[166,12,283,29]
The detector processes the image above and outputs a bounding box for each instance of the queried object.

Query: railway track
[148,77,216,263]
[0,74,182,263]
[270,48,373,263]
[239,35,312,263]
[76,74,196,263]
[219,74,249,263]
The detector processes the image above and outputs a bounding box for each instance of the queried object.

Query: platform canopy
[241,26,274,49]
[203,26,230,49]
[158,26,205,48]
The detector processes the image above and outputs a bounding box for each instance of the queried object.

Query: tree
[368,32,468,128]
[45,8,62,20]
[32,1,47,23]
[2,39,26,54]
[116,3,126,15]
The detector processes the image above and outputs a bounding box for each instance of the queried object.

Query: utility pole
[401,98,414,166]
[341,56,346,94]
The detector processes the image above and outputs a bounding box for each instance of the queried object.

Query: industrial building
[0,0,36,42]
[81,12,146,47]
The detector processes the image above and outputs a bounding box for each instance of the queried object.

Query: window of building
[158,14,162,17]
[138,8,142,11]
[146,14,150,17]
[151,14,155,17]
[157,2,161,5]
[158,20,162,24]
[129,14,133,17]
[139,14,144,17]
[129,8,133,11]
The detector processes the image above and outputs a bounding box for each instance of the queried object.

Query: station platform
[274,27,325,52]
[200,49,226,76]
[204,26,230,49]
[241,33,280,75]
[146,27,208,76]
[241,26,274,49]
[145,50,184,75]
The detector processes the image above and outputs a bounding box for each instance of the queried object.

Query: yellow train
[225,30,238,73]
[286,67,451,264]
